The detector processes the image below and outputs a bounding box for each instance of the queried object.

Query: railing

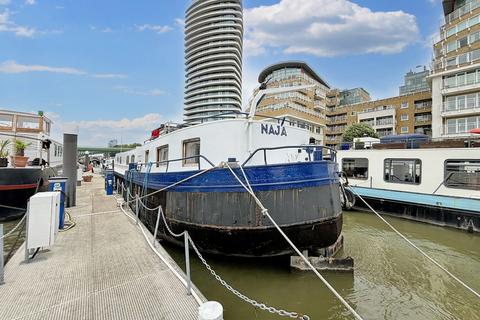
[135,154,216,173]
[0,132,47,168]
[242,145,337,166]
[414,117,432,123]
[445,0,480,25]
[443,103,480,112]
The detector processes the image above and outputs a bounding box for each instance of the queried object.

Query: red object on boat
[151,128,160,140]
[469,128,480,134]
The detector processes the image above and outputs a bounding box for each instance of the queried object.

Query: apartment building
[253,61,331,143]
[324,90,432,148]
[429,0,480,138]
[400,67,430,95]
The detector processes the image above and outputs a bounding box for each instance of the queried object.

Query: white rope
[348,187,480,300]
[1,214,27,240]
[224,163,365,320]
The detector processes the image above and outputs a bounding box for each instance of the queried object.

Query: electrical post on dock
[49,177,67,230]
[105,169,114,196]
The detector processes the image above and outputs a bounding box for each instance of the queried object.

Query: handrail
[242,145,337,167]
[135,154,216,172]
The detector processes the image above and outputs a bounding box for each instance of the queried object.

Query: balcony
[414,116,432,124]
[414,102,432,112]
[444,0,480,26]
[442,103,480,117]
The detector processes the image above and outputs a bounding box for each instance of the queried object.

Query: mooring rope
[0,214,27,240]
[348,187,480,300]
[224,162,365,320]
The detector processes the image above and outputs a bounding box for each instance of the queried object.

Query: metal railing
[242,145,337,166]
[136,154,216,172]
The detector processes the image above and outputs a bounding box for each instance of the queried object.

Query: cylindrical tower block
[184,0,243,123]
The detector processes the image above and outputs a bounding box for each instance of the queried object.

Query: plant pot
[83,175,93,182]
[0,157,8,167]
[11,156,29,168]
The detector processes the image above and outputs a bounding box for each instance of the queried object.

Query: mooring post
[184,231,192,296]
[126,188,130,210]
[0,224,4,285]
[135,195,139,225]
[63,130,78,207]
[153,207,162,248]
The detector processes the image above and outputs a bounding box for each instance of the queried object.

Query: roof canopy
[258,61,330,88]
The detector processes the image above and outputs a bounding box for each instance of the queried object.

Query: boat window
[183,138,200,166]
[0,114,14,128]
[131,155,135,163]
[16,116,40,130]
[444,159,480,190]
[145,150,150,163]
[342,158,368,180]
[126,156,130,164]
[384,159,421,184]
[156,145,169,167]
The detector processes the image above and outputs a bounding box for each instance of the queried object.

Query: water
[165,212,480,320]
[1,218,26,264]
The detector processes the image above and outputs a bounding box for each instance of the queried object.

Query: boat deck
[0,174,205,320]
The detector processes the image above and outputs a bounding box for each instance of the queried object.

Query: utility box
[49,177,67,229]
[105,169,114,195]
[26,192,60,250]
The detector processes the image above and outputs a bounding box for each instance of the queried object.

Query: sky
[0,0,444,146]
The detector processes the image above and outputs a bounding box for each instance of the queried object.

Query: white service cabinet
[26,192,60,250]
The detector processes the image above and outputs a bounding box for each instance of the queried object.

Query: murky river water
[165,212,480,320]
[2,211,479,319]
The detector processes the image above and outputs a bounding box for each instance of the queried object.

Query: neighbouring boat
[114,116,343,257]
[0,110,63,221]
[336,134,480,232]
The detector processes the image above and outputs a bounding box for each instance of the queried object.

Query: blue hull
[116,161,343,257]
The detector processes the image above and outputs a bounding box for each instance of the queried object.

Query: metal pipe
[184,231,192,296]
[153,206,162,248]
[0,224,4,285]
[63,133,78,207]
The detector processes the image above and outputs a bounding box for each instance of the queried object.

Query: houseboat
[0,110,63,221]
[114,115,343,257]
[337,135,480,232]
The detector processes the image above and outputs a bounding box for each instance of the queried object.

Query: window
[145,150,150,164]
[126,156,130,164]
[131,155,135,163]
[401,102,409,109]
[445,160,480,190]
[156,145,169,167]
[183,138,200,165]
[342,158,368,179]
[401,126,409,133]
[384,159,421,184]
[400,114,409,121]
[458,36,468,48]
[0,114,13,128]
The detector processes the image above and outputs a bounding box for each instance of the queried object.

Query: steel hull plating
[0,167,56,221]
[118,162,343,257]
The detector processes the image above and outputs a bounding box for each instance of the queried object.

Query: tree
[342,123,379,142]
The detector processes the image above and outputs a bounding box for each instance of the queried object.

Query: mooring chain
[188,236,310,320]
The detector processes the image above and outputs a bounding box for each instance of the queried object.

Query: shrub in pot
[11,139,31,167]
[0,140,10,167]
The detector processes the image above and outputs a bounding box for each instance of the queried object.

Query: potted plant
[11,139,31,167]
[0,140,10,167]
[83,174,93,182]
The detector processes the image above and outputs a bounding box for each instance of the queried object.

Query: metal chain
[188,236,310,320]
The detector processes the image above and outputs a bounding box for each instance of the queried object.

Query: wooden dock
[0,174,205,320]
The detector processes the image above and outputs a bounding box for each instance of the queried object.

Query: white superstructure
[184,0,244,123]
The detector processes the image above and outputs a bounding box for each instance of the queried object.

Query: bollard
[127,188,130,210]
[184,231,191,295]
[135,195,139,225]
[153,207,162,248]
[198,301,223,320]
[0,224,4,285]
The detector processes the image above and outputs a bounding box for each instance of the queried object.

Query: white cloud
[101,27,113,33]
[0,9,36,37]
[0,0,10,5]
[0,60,86,74]
[135,24,172,34]
[93,73,127,79]
[175,18,185,27]
[114,85,165,96]
[46,112,163,146]
[244,0,419,57]
[25,0,36,5]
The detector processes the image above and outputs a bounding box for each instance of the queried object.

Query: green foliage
[113,143,141,149]
[342,123,379,142]
[14,139,31,155]
[0,140,10,158]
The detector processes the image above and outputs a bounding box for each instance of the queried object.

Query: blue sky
[1,0,443,146]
